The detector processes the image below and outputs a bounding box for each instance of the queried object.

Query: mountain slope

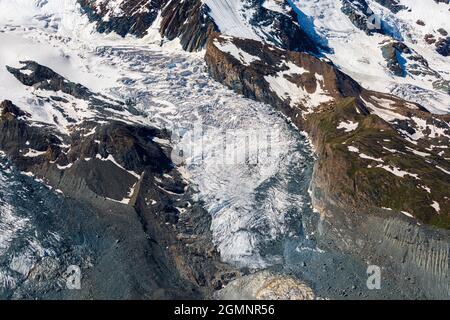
[0,0,449,299]
[292,0,450,113]
[78,0,320,52]
[205,34,450,228]
[78,0,450,114]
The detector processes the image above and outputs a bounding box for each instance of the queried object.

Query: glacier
[0,0,317,270]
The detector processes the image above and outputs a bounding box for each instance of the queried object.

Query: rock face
[77,0,319,53]
[373,0,406,13]
[205,34,361,114]
[381,41,408,77]
[378,38,449,93]
[224,0,319,53]
[159,0,217,51]
[372,217,450,296]
[378,37,450,92]
[83,0,219,52]
[341,0,377,35]
[0,62,237,299]
[339,0,407,37]
[7,61,124,111]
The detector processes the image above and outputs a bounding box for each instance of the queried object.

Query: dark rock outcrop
[381,41,409,77]
[7,61,91,98]
[340,0,380,35]
[436,37,450,56]
[205,34,362,115]
[242,0,319,53]
[437,28,448,37]
[159,0,217,51]
[77,0,320,53]
[373,0,407,13]
[340,0,401,37]
[205,34,450,228]
[378,40,449,91]
[78,0,163,37]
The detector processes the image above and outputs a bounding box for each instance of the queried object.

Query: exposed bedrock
[159,0,217,51]
[77,0,319,53]
[77,0,164,38]
[6,61,124,111]
[341,0,376,35]
[381,41,409,77]
[340,0,397,36]
[205,33,362,114]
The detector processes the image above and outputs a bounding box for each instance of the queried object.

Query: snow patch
[337,120,359,132]
[265,61,332,110]
[214,39,261,66]
[376,164,419,179]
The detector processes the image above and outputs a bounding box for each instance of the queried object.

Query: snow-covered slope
[292,0,450,113]
[0,0,119,121]
[203,0,294,41]
[203,0,261,40]
[75,0,450,115]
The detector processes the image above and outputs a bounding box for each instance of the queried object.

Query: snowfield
[292,0,450,114]
[190,0,450,114]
